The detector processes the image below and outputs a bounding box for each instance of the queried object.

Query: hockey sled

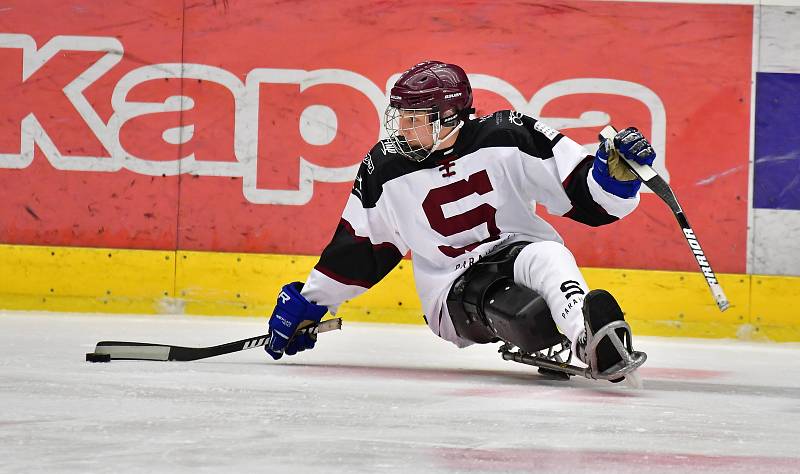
[498,320,646,382]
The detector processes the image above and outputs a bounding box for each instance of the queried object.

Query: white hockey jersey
[301,111,640,345]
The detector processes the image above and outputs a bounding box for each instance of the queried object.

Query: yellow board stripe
[1,243,798,341]
[0,244,174,314]
[175,249,422,324]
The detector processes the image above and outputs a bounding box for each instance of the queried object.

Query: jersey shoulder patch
[461,111,562,159]
[486,110,560,140]
[460,110,523,151]
[352,141,424,208]
[531,119,560,141]
[377,138,401,158]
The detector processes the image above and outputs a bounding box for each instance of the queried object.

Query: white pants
[512,241,589,346]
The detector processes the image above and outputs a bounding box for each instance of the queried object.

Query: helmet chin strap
[428,119,464,156]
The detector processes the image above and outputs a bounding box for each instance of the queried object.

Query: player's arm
[301,195,408,309]
[265,160,409,359]
[518,115,655,226]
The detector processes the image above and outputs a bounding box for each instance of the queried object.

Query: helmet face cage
[384,106,443,162]
[385,61,473,162]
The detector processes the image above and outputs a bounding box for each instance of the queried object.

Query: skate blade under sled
[500,320,647,381]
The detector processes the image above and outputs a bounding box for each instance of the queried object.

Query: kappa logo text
[0,33,669,205]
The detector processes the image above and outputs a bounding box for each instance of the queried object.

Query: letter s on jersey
[421,170,501,257]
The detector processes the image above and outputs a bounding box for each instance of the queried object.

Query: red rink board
[0,1,752,272]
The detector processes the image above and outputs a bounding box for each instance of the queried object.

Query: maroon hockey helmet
[385,61,474,161]
[389,60,473,125]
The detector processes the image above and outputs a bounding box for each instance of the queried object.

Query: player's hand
[265,282,328,360]
[603,127,656,181]
[595,127,656,183]
[613,127,656,167]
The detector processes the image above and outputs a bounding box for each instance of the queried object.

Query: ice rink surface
[1,312,799,473]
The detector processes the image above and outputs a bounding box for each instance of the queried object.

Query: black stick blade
[86,352,111,363]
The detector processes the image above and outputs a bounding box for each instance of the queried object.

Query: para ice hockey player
[264,61,651,382]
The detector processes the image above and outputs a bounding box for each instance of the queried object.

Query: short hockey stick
[86,317,343,362]
[599,126,729,312]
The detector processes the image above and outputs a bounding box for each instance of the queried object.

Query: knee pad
[449,248,562,352]
[480,278,563,353]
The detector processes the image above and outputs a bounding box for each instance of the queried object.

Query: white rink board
[1,312,800,473]
[752,208,800,275]
[759,5,800,73]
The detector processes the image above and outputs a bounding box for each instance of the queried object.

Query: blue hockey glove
[265,282,328,360]
[614,127,656,167]
[593,127,655,198]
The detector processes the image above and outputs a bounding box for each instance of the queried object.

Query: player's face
[398,109,437,149]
